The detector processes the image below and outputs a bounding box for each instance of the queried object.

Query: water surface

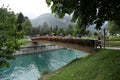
[0,49,88,80]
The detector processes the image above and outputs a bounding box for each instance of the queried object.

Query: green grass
[108,36,120,41]
[106,41,120,47]
[40,49,120,80]
[81,36,97,39]
[18,39,31,45]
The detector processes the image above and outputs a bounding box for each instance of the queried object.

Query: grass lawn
[108,36,120,41]
[18,39,31,45]
[106,41,120,47]
[40,49,120,80]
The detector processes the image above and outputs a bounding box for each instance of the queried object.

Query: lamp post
[103,29,106,49]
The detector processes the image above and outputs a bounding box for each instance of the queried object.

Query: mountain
[30,13,108,33]
[30,13,74,29]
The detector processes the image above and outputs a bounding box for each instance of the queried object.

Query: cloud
[0,0,51,19]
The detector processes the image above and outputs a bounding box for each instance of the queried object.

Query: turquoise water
[0,49,88,80]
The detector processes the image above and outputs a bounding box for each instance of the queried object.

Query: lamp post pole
[103,29,106,49]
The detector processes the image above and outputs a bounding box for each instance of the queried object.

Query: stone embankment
[13,42,64,56]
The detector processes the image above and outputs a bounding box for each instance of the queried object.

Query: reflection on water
[0,49,88,80]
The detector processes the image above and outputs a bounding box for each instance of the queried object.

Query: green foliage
[94,32,98,36]
[22,17,32,35]
[16,13,32,35]
[16,12,25,31]
[31,22,66,36]
[84,30,92,36]
[53,25,59,35]
[65,24,74,35]
[46,0,120,31]
[16,12,25,24]
[0,7,22,68]
[41,22,50,35]
[31,22,51,35]
[31,27,40,35]
[57,28,65,36]
[73,21,82,36]
[41,49,120,80]
[18,39,31,45]
[107,21,120,35]
[73,19,91,36]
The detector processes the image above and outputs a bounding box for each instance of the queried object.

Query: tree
[0,7,22,68]
[66,24,74,35]
[42,22,49,35]
[53,25,59,35]
[22,17,32,35]
[46,0,120,31]
[73,18,83,36]
[49,26,53,34]
[94,32,98,36]
[108,21,120,35]
[57,27,65,36]
[16,12,25,24]
[16,12,25,31]
[84,30,92,36]
[38,25,42,35]
[31,27,40,35]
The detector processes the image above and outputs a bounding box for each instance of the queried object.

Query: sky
[0,0,51,19]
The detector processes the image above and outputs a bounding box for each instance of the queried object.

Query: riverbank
[40,49,120,80]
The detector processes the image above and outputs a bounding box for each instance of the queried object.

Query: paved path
[105,47,120,50]
[97,46,120,50]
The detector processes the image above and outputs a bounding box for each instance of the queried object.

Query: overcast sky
[0,0,51,19]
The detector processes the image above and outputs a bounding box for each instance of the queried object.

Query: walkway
[105,47,120,50]
[97,46,120,50]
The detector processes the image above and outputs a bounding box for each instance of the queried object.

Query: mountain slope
[30,13,108,32]
[30,13,73,29]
